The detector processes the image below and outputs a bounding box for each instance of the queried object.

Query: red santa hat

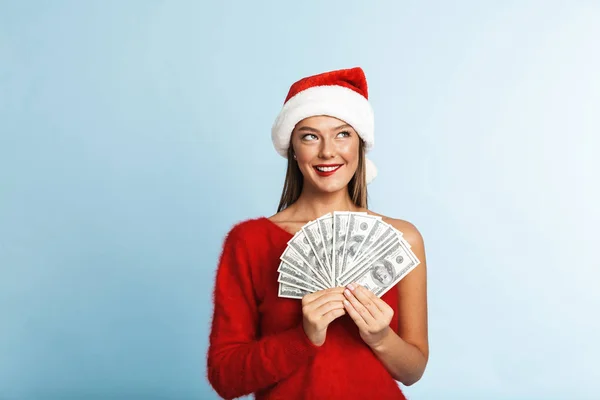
[271,67,377,184]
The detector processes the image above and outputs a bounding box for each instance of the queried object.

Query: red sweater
[207,217,407,400]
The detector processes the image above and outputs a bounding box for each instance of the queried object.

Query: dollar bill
[278,282,310,299]
[277,261,327,290]
[352,239,420,297]
[332,211,351,283]
[278,272,320,292]
[286,230,330,286]
[337,233,402,286]
[316,214,334,281]
[339,214,382,277]
[340,231,396,283]
[345,222,398,272]
[280,245,330,288]
[302,219,333,286]
[339,212,367,274]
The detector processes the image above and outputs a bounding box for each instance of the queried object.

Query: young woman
[207,67,429,400]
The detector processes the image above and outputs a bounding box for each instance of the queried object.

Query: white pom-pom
[365,157,377,184]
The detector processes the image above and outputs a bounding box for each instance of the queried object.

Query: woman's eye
[303,134,318,141]
[337,131,351,138]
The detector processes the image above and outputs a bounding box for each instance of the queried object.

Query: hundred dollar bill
[338,233,403,286]
[278,272,320,292]
[346,222,399,272]
[339,214,382,277]
[286,230,330,287]
[340,227,396,282]
[332,211,351,284]
[302,219,333,286]
[339,212,367,280]
[278,282,309,299]
[338,238,397,285]
[277,261,327,290]
[280,246,330,289]
[316,214,334,281]
[352,239,420,297]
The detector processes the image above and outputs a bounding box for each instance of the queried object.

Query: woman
[207,67,429,400]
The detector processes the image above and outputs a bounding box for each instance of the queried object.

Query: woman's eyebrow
[333,124,352,131]
[297,126,320,133]
[297,124,352,133]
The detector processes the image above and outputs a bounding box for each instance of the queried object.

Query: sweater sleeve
[206,226,319,399]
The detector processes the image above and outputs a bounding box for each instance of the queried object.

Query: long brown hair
[276,139,369,212]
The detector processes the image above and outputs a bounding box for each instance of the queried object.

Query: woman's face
[290,115,360,194]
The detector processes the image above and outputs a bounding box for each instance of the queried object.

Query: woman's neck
[288,187,363,221]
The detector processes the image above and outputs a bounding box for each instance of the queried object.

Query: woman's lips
[313,164,342,177]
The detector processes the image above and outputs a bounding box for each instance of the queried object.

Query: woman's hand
[302,287,346,346]
[343,283,394,349]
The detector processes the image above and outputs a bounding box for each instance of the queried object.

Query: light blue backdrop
[1,1,598,399]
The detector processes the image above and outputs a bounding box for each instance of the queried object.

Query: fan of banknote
[277,211,420,299]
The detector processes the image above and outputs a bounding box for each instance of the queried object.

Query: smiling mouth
[313,164,342,176]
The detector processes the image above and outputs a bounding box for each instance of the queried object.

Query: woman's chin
[307,177,351,194]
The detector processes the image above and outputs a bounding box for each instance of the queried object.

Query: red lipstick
[313,164,343,177]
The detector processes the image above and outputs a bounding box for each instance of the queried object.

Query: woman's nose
[319,139,336,159]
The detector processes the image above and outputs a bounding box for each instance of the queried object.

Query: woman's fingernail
[347,283,355,291]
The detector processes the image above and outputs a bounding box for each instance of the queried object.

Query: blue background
[1,1,599,399]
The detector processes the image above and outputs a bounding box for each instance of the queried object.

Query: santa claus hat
[271,67,377,184]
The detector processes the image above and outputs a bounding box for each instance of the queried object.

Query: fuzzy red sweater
[207,217,407,400]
